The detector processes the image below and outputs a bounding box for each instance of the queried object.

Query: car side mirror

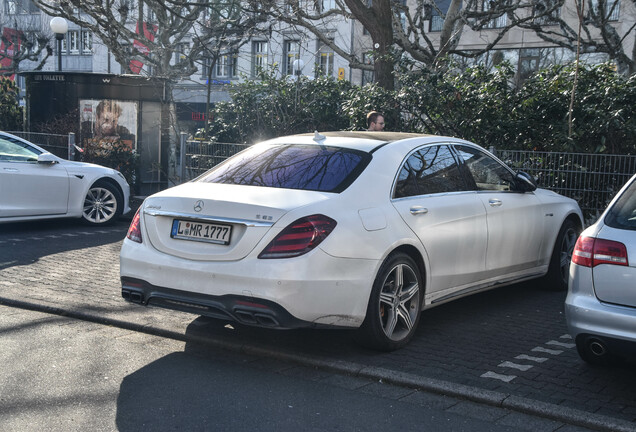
[516,171,537,192]
[37,152,59,165]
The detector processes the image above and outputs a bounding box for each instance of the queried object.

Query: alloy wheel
[83,186,118,224]
[378,262,420,341]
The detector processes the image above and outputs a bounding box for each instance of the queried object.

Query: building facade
[2,0,634,127]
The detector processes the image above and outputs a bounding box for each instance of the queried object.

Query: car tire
[543,219,579,291]
[82,180,123,226]
[356,252,422,351]
[575,335,615,366]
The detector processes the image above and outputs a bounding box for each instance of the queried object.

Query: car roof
[260,131,439,153]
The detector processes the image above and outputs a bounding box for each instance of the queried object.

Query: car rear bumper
[120,238,378,328]
[566,264,636,347]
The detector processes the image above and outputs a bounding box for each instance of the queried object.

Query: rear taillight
[572,236,628,267]
[258,214,337,259]
[126,208,142,243]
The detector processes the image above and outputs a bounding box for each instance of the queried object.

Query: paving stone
[445,400,508,422]
[495,411,564,432]
[2,222,636,431]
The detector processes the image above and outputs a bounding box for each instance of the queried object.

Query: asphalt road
[0,218,635,431]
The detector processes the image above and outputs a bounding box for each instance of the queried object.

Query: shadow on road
[0,219,128,271]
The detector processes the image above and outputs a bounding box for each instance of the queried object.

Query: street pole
[49,17,68,72]
[57,34,64,72]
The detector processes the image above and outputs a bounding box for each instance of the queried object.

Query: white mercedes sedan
[121,132,583,351]
[0,131,130,226]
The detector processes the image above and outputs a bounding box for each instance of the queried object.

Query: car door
[391,144,488,298]
[453,144,544,277]
[0,136,69,218]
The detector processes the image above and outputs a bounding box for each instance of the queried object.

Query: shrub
[207,68,352,143]
[0,78,22,131]
[81,138,139,188]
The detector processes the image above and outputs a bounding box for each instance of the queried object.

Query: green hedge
[204,62,636,154]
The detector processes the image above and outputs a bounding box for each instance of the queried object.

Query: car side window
[454,145,515,191]
[0,137,40,162]
[394,145,467,198]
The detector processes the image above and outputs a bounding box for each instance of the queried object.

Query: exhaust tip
[588,339,608,357]
[122,288,144,304]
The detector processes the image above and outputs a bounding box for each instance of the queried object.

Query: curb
[1,295,634,432]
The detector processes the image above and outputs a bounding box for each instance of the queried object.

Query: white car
[566,173,636,365]
[121,132,583,350]
[0,131,131,225]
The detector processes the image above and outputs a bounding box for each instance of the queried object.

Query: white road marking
[546,340,576,349]
[532,346,563,355]
[481,371,517,382]
[498,361,533,371]
[515,354,548,363]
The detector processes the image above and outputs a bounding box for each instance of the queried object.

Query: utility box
[21,72,175,196]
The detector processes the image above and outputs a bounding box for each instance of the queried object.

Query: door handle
[488,199,502,207]
[410,206,428,215]
[3,168,18,172]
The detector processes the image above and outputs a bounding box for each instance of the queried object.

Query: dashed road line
[515,354,548,363]
[531,346,563,355]
[483,337,576,383]
[546,340,576,349]
[480,371,517,382]
[498,361,533,371]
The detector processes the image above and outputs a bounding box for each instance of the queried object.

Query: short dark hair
[367,111,382,128]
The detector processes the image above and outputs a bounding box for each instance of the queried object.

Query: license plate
[171,219,232,245]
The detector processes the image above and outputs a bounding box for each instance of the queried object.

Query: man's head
[95,100,123,137]
[367,111,385,131]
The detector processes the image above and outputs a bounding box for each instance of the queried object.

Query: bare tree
[1,10,52,76]
[264,0,633,89]
[520,0,636,75]
[32,0,268,79]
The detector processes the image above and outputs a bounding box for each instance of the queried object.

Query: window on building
[518,48,541,81]
[483,0,507,28]
[396,0,407,29]
[82,31,92,54]
[68,30,80,54]
[61,36,67,54]
[430,15,444,31]
[318,0,336,12]
[591,0,620,20]
[175,42,190,64]
[5,0,18,14]
[283,40,300,75]
[427,1,448,32]
[317,40,334,77]
[252,41,268,76]
[532,0,561,23]
[215,52,238,78]
[362,52,374,86]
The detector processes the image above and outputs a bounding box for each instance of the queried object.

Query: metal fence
[7,131,73,159]
[492,149,636,224]
[179,141,636,226]
[182,140,251,180]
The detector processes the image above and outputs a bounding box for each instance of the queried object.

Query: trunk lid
[593,225,636,308]
[141,182,330,261]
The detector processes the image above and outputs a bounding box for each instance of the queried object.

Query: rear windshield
[605,178,636,231]
[198,144,371,193]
